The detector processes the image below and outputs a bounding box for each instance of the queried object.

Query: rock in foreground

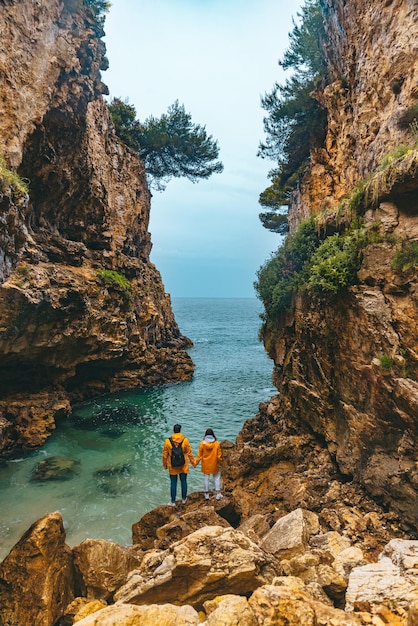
[2,507,418,626]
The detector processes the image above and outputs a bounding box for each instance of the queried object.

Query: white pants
[204,470,221,492]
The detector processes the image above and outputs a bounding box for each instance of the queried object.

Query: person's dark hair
[205,428,216,439]
[173,424,182,433]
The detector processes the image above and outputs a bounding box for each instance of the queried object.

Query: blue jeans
[170,473,187,503]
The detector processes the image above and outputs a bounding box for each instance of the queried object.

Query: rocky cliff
[235,0,418,531]
[2,1,418,625]
[290,0,418,226]
[0,0,194,456]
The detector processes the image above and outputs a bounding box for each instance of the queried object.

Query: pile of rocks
[1,497,418,626]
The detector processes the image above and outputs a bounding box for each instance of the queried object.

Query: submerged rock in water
[93,463,133,496]
[71,405,149,431]
[94,463,132,478]
[72,406,143,428]
[31,456,81,481]
[100,428,125,439]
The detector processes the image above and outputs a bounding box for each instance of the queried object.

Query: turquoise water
[0,298,274,560]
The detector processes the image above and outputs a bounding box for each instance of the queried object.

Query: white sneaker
[215,493,224,500]
[182,499,187,504]
[167,502,175,507]
[204,493,209,500]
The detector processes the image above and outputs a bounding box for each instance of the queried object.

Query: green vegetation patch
[378,354,393,371]
[16,264,30,277]
[97,269,131,291]
[363,148,418,208]
[0,155,29,199]
[255,217,370,323]
[306,225,367,294]
[255,218,321,319]
[391,240,418,273]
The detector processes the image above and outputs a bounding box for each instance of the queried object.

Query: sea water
[0,298,275,560]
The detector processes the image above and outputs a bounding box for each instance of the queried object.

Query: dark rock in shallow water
[31,456,81,481]
[100,427,125,439]
[70,405,150,431]
[94,463,132,478]
[94,463,133,497]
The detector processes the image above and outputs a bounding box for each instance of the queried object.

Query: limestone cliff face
[229,0,418,529]
[290,0,418,229]
[0,0,194,455]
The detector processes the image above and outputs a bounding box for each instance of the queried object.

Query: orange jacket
[195,438,222,475]
[162,432,195,475]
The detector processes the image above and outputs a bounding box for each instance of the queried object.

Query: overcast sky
[103,0,303,298]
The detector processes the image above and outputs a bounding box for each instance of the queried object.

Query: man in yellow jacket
[162,424,195,506]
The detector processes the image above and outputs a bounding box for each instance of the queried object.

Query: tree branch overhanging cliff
[85,0,111,26]
[108,98,224,191]
[257,0,328,234]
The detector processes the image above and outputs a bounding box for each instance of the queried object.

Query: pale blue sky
[103,0,303,297]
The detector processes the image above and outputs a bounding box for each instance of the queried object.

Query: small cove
[0,298,275,560]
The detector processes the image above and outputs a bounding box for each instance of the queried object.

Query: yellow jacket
[162,432,195,475]
[195,437,222,475]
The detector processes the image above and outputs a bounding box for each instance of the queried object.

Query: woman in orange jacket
[194,428,223,500]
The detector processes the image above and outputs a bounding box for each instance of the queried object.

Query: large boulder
[238,513,271,544]
[115,525,279,609]
[72,539,143,601]
[0,511,75,626]
[131,493,240,549]
[248,579,366,626]
[73,603,200,625]
[345,539,418,612]
[271,530,365,607]
[259,508,320,559]
[154,508,231,550]
[203,595,257,625]
[60,598,107,626]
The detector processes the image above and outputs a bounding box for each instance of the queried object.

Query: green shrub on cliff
[306,223,367,294]
[0,155,28,199]
[255,218,320,319]
[256,218,369,322]
[363,147,418,208]
[379,145,413,171]
[97,269,131,291]
[391,241,418,273]
[107,99,141,152]
[378,353,393,370]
